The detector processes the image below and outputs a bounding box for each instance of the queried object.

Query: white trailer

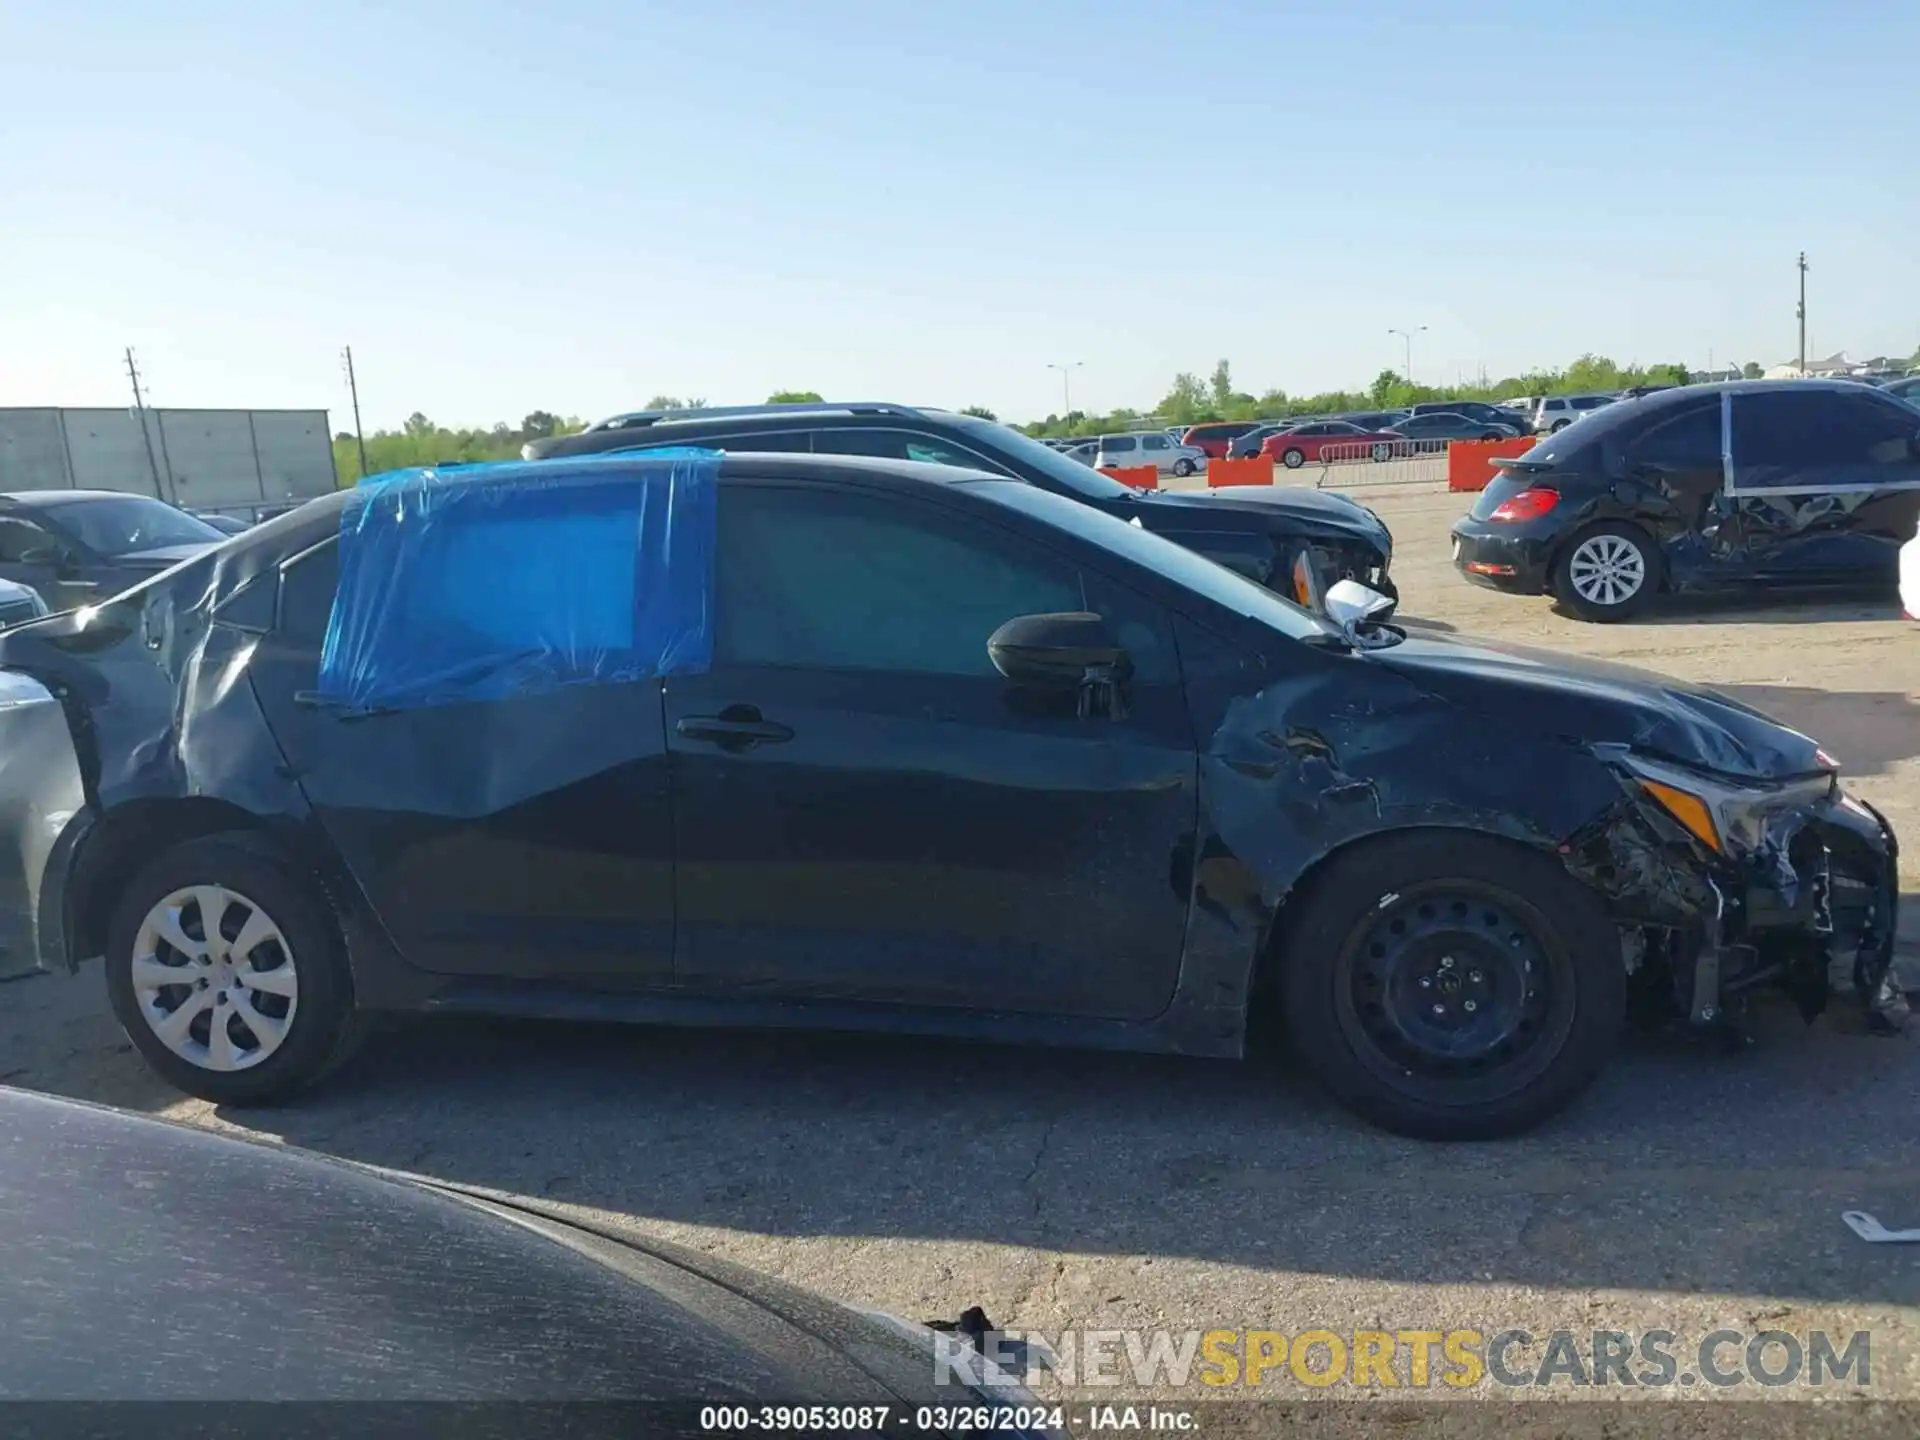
[0,407,338,519]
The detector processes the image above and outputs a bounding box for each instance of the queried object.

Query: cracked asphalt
[2,473,1917,1422]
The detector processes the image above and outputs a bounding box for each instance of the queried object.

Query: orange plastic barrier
[1099,465,1159,490]
[1447,436,1536,492]
[1206,457,1275,487]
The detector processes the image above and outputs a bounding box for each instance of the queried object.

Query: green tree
[644,395,685,410]
[1157,372,1212,425]
[1209,360,1233,409]
[521,410,559,438]
[767,390,824,403]
[959,405,998,421]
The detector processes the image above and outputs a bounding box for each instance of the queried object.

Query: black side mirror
[987,612,1130,718]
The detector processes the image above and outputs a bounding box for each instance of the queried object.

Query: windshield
[965,479,1343,644]
[944,415,1137,501]
[41,496,224,556]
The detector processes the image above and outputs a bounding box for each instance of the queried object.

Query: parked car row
[531,401,1396,600]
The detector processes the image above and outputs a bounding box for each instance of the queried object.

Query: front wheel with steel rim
[1552,521,1657,622]
[106,831,358,1105]
[1279,831,1624,1139]
[1173,458,1196,477]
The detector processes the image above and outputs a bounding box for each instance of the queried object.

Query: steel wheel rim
[1284,450,1305,468]
[1331,881,1578,1105]
[131,885,299,1072]
[1568,535,1646,608]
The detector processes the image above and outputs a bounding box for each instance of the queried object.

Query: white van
[1093,432,1206,477]
[1531,394,1617,433]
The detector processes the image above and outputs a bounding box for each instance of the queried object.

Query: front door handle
[676,706,794,751]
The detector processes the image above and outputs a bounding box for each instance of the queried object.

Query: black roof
[530,403,969,460]
[1540,378,1915,442]
[0,1086,942,1403]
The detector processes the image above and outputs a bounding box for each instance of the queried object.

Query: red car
[1261,420,1406,469]
[1179,421,1267,459]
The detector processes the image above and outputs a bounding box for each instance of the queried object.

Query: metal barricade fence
[1312,439,1451,489]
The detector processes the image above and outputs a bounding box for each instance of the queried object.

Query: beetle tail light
[1488,488,1560,522]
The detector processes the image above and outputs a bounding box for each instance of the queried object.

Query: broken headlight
[1617,752,1836,859]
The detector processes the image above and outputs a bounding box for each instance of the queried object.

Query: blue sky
[2,0,1914,430]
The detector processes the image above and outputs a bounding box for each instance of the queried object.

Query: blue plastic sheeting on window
[316,448,718,715]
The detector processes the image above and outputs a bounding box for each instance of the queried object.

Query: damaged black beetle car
[0,450,1900,1139]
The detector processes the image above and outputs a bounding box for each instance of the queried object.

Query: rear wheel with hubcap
[1281,448,1306,469]
[1281,832,1624,1139]
[1553,521,1657,621]
[106,832,359,1105]
[1173,458,1196,477]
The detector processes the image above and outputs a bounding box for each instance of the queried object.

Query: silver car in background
[1091,431,1206,477]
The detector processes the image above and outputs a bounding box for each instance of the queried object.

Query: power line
[124,347,166,499]
[341,346,370,478]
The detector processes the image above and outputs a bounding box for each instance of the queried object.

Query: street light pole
[1388,326,1428,385]
[1046,361,1084,414]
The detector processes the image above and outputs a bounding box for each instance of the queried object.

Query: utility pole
[1388,326,1427,385]
[1796,252,1808,375]
[124,347,166,499]
[1045,361,1084,415]
[341,346,370,478]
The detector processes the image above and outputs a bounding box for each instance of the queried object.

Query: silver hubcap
[1284,451,1304,468]
[1568,535,1646,608]
[131,885,299,1072]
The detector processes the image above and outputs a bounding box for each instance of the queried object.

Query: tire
[1369,442,1392,463]
[1551,520,1658,622]
[1550,419,1572,432]
[1173,458,1197,477]
[105,831,358,1106]
[1279,831,1625,1140]
[1281,448,1306,469]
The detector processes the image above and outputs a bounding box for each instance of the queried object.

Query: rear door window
[1625,402,1723,474]
[1104,436,1137,454]
[277,538,341,646]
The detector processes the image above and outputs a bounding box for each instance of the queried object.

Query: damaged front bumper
[1564,756,1904,1033]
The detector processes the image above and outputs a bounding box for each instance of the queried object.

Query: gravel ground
[3,471,1916,1424]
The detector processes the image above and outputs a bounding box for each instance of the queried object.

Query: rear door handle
[676,707,794,750]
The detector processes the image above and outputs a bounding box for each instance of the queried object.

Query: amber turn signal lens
[1638,779,1722,852]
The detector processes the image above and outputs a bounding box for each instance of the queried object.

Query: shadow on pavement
[1717,685,1920,778]
[1620,592,1908,627]
[7,953,1918,1312]
[236,994,1920,1310]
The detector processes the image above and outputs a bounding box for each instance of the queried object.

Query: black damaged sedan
[0,451,1900,1139]
[1452,379,1920,621]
